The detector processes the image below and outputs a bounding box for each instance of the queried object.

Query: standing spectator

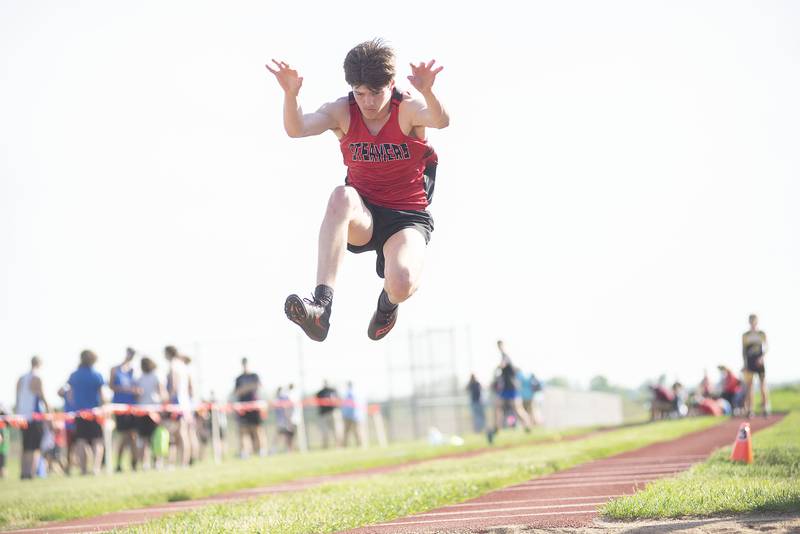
[181,355,201,464]
[207,390,228,459]
[16,356,49,480]
[165,346,192,467]
[699,369,712,398]
[68,350,106,475]
[137,357,167,470]
[110,347,141,472]
[315,380,340,449]
[234,357,267,458]
[517,369,542,426]
[466,374,485,433]
[717,365,743,414]
[0,406,9,479]
[287,384,303,451]
[489,341,532,441]
[742,314,770,418]
[671,381,688,417]
[274,386,296,452]
[57,383,77,475]
[341,381,364,447]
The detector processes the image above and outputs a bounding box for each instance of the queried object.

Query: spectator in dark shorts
[68,350,106,475]
[0,407,9,479]
[136,357,166,470]
[234,358,267,458]
[16,356,50,479]
[315,380,340,449]
[742,314,770,418]
[110,347,141,472]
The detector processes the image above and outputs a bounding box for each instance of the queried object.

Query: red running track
[343,415,783,533]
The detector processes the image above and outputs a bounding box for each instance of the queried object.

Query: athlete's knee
[385,267,417,303]
[326,186,361,219]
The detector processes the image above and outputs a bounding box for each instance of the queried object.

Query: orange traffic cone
[730,422,754,463]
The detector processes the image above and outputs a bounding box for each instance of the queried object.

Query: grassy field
[0,424,594,531]
[603,386,800,519]
[117,417,722,533]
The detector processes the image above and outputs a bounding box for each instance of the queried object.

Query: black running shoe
[367,306,398,340]
[285,294,331,342]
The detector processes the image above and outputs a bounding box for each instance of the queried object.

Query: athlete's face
[352,82,394,120]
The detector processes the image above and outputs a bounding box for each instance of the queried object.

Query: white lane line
[544,467,686,482]
[496,480,658,491]
[588,454,707,464]
[413,501,605,518]
[519,472,677,485]
[441,494,625,508]
[383,508,597,527]
[544,463,694,478]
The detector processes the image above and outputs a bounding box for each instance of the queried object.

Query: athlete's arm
[407,60,449,129]
[266,59,344,138]
[31,376,49,412]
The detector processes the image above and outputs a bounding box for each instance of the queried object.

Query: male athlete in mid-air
[266,39,449,342]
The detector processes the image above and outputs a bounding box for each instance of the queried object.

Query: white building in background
[539,387,624,429]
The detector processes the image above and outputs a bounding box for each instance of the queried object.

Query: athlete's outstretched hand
[407,60,443,95]
[266,59,303,97]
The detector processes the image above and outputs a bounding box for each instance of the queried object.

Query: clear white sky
[2,1,799,409]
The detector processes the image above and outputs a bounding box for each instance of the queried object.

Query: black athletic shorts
[137,415,158,438]
[746,355,766,376]
[115,414,137,432]
[22,421,44,451]
[75,417,103,441]
[0,452,5,470]
[347,195,434,278]
[238,410,262,426]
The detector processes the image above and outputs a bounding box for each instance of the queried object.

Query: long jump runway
[344,415,783,533]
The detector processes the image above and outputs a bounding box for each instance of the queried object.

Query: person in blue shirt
[110,347,141,472]
[68,350,106,475]
[341,381,364,447]
[516,369,542,426]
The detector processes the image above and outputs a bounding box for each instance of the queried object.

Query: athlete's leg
[743,372,754,416]
[759,372,769,415]
[512,398,532,430]
[317,185,373,287]
[286,186,373,341]
[367,228,426,340]
[382,228,426,303]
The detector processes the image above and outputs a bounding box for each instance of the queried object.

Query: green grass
[603,387,800,520]
[771,384,800,413]
[117,417,723,533]
[0,424,594,531]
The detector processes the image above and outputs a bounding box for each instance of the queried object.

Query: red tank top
[340,89,437,210]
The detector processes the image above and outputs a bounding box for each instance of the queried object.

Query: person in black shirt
[234,358,266,458]
[315,380,340,448]
[466,374,485,433]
